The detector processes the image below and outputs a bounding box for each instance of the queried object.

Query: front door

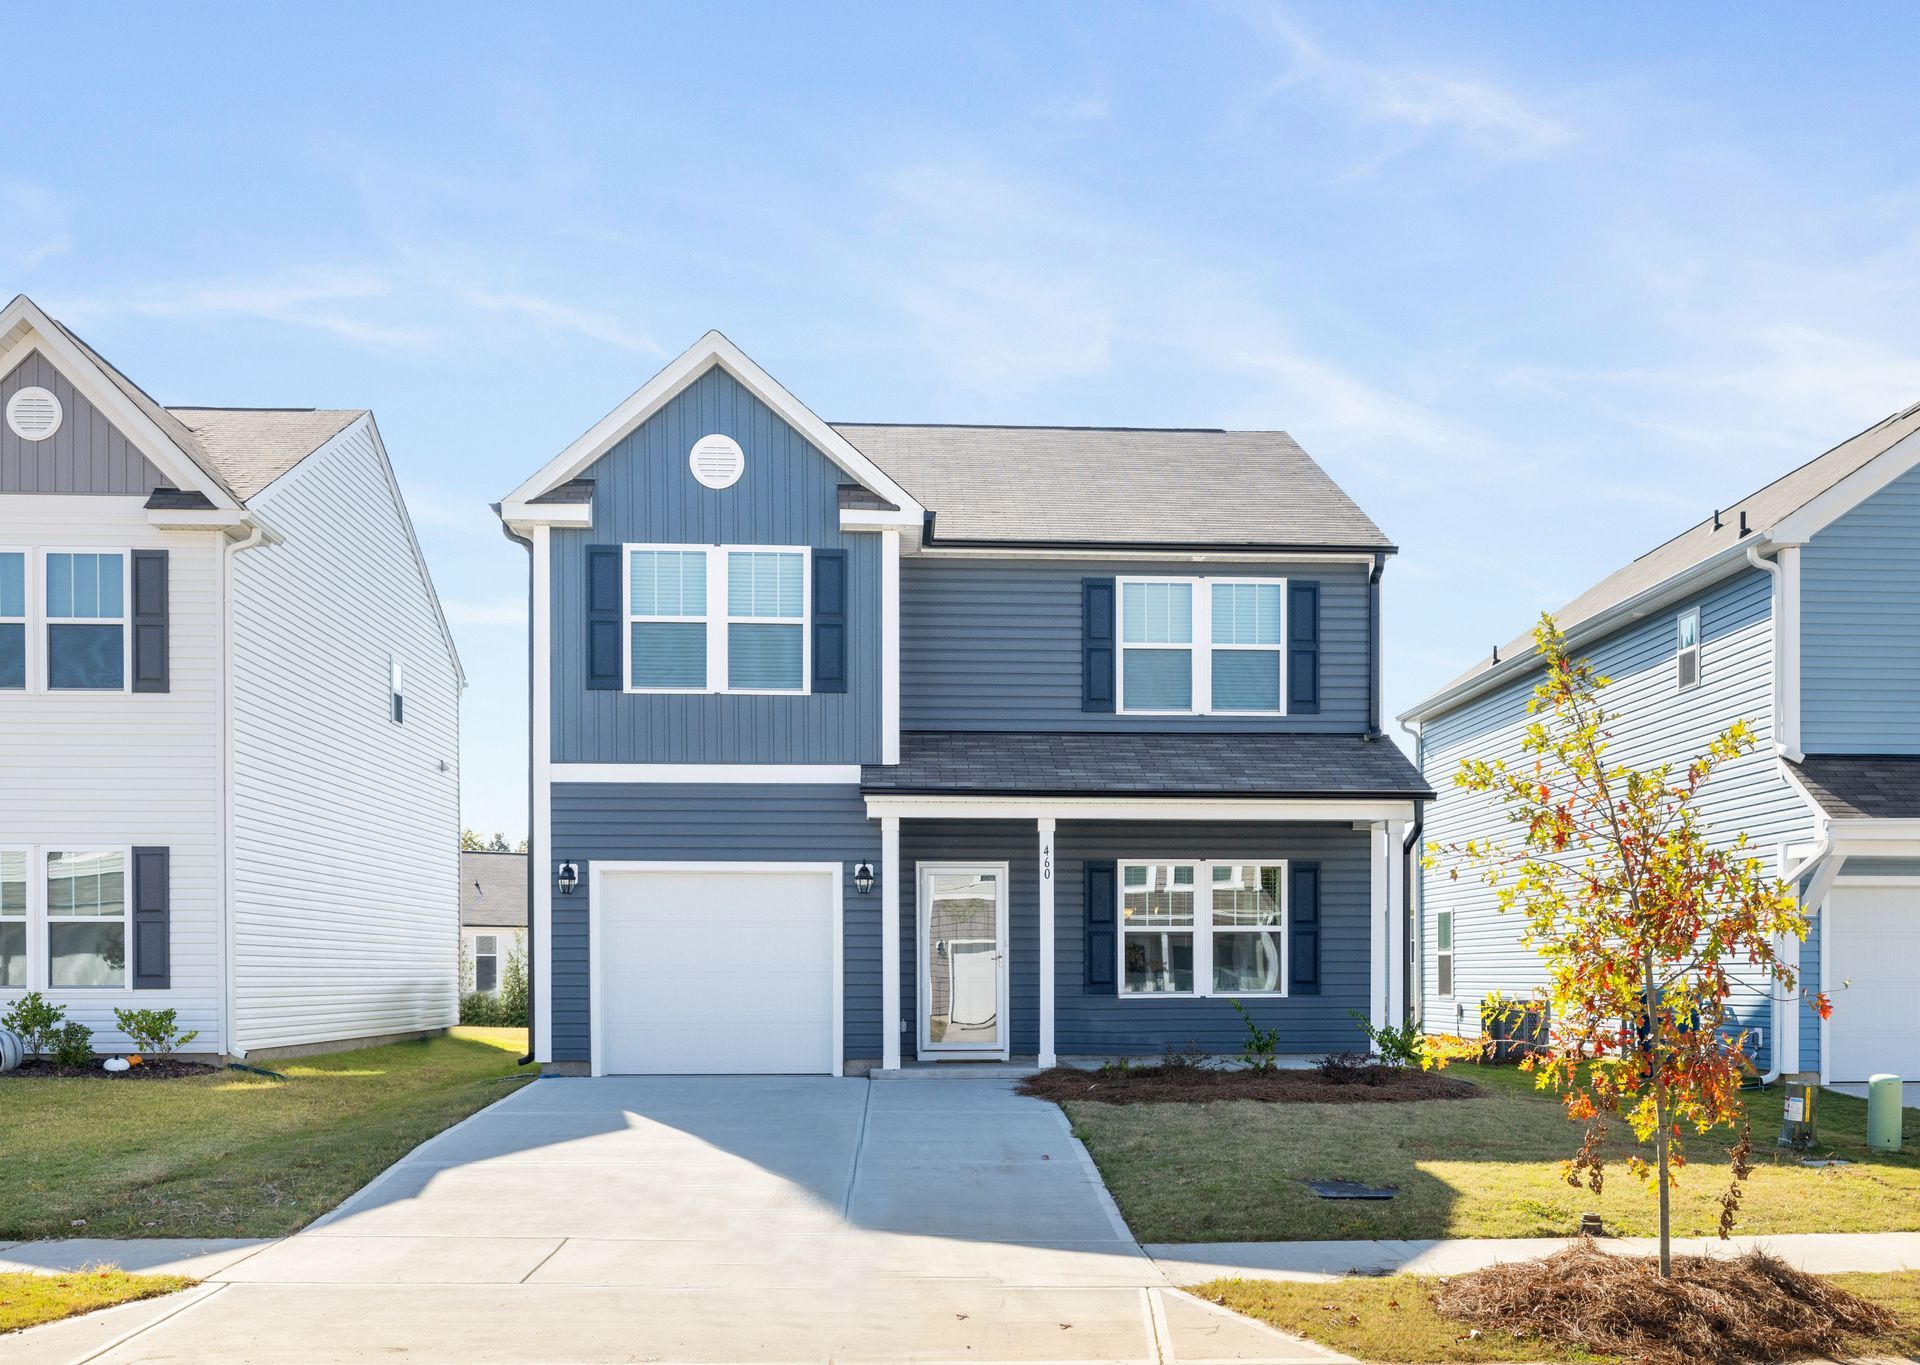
[917,863,1009,1059]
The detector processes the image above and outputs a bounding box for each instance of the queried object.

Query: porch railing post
[882,815,901,1071]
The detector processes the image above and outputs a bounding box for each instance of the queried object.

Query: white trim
[622,543,811,695]
[39,547,131,695]
[502,330,924,519]
[1778,545,1802,757]
[1772,424,1920,543]
[0,548,25,693]
[915,860,1012,1060]
[1115,575,1289,717]
[552,763,861,784]
[500,500,593,531]
[1037,818,1056,1069]
[220,522,268,1056]
[0,845,31,992]
[881,529,900,765]
[911,546,1382,566]
[145,508,249,531]
[531,525,554,1063]
[839,507,922,534]
[1369,823,1389,1038]
[1114,859,1290,1000]
[1675,605,1701,693]
[864,794,1419,823]
[1385,819,1407,1025]
[585,860,843,1078]
[881,816,901,1071]
[42,845,133,993]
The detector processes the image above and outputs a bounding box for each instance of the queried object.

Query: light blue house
[1403,403,1920,1092]
[498,332,1429,1075]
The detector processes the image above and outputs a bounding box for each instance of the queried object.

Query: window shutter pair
[131,550,169,693]
[1080,576,1320,712]
[132,846,170,989]
[1083,858,1321,996]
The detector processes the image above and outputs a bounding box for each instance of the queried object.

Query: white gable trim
[502,330,924,517]
[0,296,240,510]
[1769,425,1920,544]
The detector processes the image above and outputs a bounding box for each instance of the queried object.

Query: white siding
[230,419,461,1052]
[0,497,225,1051]
[462,926,524,995]
[1418,567,1815,1067]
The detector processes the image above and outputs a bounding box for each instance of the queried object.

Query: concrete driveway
[16,1077,1332,1364]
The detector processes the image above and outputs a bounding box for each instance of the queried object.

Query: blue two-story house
[1404,402,1920,1097]
[499,332,1429,1075]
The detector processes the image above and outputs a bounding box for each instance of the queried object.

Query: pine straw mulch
[1017,1061,1481,1105]
[5,1057,218,1081]
[1432,1239,1899,1365]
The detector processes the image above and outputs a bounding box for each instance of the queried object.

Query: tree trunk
[1645,949,1671,1277]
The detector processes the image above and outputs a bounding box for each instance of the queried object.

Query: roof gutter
[496,508,538,1070]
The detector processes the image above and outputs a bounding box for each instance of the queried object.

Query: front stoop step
[872,1060,1042,1080]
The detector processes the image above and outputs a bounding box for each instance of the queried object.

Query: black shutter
[1082,578,1115,713]
[1289,862,1320,995]
[130,550,169,694]
[1288,580,1320,714]
[131,846,170,989]
[585,545,621,691]
[812,549,848,694]
[1084,859,1118,994]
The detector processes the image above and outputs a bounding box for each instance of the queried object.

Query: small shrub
[496,945,529,1024]
[1349,1009,1424,1070]
[1097,1056,1134,1078]
[1317,1050,1393,1086]
[1161,1038,1206,1072]
[113,1007,199,1058]
[1232,1000,1282,1071]
[50,1019,94,1068]
[2,990,65,1055]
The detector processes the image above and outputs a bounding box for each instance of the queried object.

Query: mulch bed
[1433,1239,1897,1365]
[4,1057,219,1081]
[1017,1062,1481,1105]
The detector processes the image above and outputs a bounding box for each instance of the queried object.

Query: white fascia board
[1770,426,1920,544]
[839,508,922,533]
[0,298,240,511]
[553,763,862,784]
[146,508,250,531]
[863,794,1419,822]
[499,499,594,532]
[502,330,925,519]
[1830,819,1920,849]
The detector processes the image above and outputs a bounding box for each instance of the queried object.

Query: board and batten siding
[0,499,224,1049]
[1802,460,1920,753]
[548,783,881,1064]
[900,558,1371,732]
[1,350,166,495]
[1418,567,1815,1069]
[550,365,881,765]
[230,417,461,1053]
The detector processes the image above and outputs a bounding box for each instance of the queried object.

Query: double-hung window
[625,544,809,694]
[1119,577,1285,715]
[0,552,24,690]
[0,850,25,988]
[46,849,126,989]
[1675,607,1700,692]
[1120,860,1288,997]
[1434,910,1454,997]
[473,934,499,994]
[45,551,126,691]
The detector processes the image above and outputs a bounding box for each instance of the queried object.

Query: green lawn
[0,1270,197,1335]
[1064,1063,1920,1242]
[1194,1269,1920,1364]
[0,1026,534,1241]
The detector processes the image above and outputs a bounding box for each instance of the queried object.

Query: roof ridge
[832,421,1234,433]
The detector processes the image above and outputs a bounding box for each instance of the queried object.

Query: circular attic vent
[689,433,745,489]
[6,386,62,442]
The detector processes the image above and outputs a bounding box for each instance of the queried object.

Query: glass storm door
[918,864,1008,1058]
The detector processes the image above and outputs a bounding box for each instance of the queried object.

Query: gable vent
[6,386,62,442]
[689,433,745,490]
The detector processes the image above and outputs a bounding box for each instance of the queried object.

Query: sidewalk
[0,1238,273,1279]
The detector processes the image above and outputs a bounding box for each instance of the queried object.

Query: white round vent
[689,433,745,489]
[6,386,62,442]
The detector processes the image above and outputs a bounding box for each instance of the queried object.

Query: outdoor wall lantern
[852,861,876,896]
[556,861,580,896]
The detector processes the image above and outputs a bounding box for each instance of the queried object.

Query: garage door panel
[1826,885,1920,1085]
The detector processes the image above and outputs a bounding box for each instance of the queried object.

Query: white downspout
[1747,543,1804,761]
[221,521,269,1059]
[1763,826,1835,1084]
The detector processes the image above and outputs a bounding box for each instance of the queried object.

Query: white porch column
[881,529,901,766]
[881,815,901,1071]
[1038,816,1057,1068]
[1369,821,1390,1042]
[1385,820,1408,1026]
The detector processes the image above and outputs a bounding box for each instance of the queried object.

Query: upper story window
[45,551,126,691]
[1120,860,1288,997]
[625,544,809,695]
[1119,576,1286,715]
[0,553,23,691]
[1676,607,1700,692]
[389,657,406,724]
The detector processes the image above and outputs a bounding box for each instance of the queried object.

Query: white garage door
[1826,884,1920,1085]
[595,867,838,1075]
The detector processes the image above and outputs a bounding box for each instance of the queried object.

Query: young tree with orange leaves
[1429,616,1826,1277]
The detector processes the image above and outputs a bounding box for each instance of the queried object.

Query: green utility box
[1867,1074,1904,1153]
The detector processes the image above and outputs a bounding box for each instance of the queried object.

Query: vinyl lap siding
[900,558,1370,732]
[1802,461,1920,752]
[547,783,881,1064]
[1419,568,1814,1067]
[230,420,460,1052]
[0,504,223,1050]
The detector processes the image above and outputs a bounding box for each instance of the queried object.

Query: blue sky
[9,4,1920,837]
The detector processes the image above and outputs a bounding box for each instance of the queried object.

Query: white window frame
[1117,858,1289,1000]
[1434,909,1454,999]
[915,860,1012,1060]
[41,548,131,695]
[389,656,406,725]
[1116,576,1288,717]
[1675,606,1701,693]
[43,845,132,993]
[0,844,29,992]
[0,549,26,693]
[473,933,500,994]
[622,543,811,696]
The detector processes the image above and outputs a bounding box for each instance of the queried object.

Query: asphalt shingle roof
[1787,755,1920,821]
[863,731,1433,799]
[831,425,1392,550]
[460,851,528,929]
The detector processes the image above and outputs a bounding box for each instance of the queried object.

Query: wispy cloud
[461,287,665,355]
[0,182,72,275]
[63,269,435,349]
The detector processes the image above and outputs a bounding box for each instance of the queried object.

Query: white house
[0,293,463,1060]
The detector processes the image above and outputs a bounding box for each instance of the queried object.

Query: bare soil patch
[1434,1239,1897,1365]
[1019,1062,1481,1105]
[7,1057,219,1081]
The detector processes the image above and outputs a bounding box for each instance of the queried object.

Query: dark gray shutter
[585,545,621,691]
[130,550,169,694]
[1288,580,1320,714]
[131,846,170,989]
[1082,578,1115,713]
[1289,862,1319,995]
[812,549,848,694]
[1084,860,1117,994]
